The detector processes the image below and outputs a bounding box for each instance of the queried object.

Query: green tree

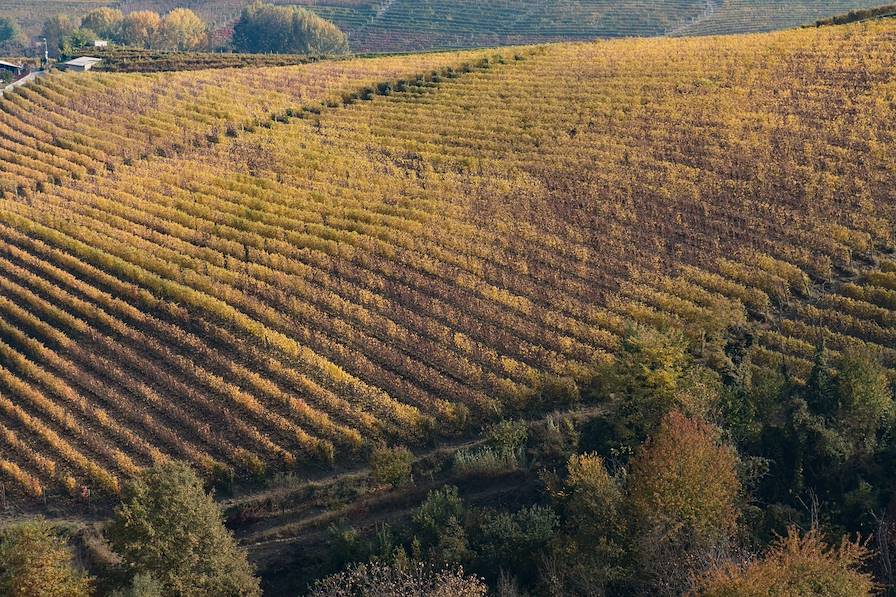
[0,17,20,47]
[80,7,123,40]
[806,338,837,417]
[108,461,260,596]
[694,528,875,596]
[0,518,92,597]
[232,2,349,55]
[158,9,206,51]
[546,453,628,595]
[61,28,98,55]
[836,348,894,454]
[370,445,413,488]
[41,15,77,56]
[628,411,741,595]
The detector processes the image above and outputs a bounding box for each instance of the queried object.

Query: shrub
[694,528,875,596]
[309,561,487,597]
[453,446,524,477]
[486,419,528,451]
[0,518,92,596]
[370,445,413,488]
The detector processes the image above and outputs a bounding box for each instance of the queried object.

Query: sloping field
[0,21,895,503]
[5,1,889,50]
[674,0,889,35]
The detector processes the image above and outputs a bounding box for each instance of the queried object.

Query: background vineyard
[1,20,896,504]
[0,0,890,52]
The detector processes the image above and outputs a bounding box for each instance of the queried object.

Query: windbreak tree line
[39,2,350,58]
[232,2,350,55]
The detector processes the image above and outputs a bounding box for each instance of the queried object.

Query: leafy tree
[694,528,875,596]
[370,445,414,488]
[159,9,206,51]
[546,453,628,595]
[836,348,894,454]
[232,2,349,55]
[80,8,124,40]
[309,561,487,597]
[0,518,92,597]
[628,411,741,595]
[41,15,77,56]
[805,338,837,418]
[412,485,465,546]
[110,573,163,597]
[595,326,719,450]
[62,28,98,55]
[469,506,558,584]
[108,461,260,596]
[119,11,161,48]
[0,17,20,47]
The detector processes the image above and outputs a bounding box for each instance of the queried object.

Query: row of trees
[36,2,350,59]
[42,8,207,56]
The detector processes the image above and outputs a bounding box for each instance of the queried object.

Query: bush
[694,528,875,596]
[309,561,487,597]
[0,518,92,596]
[370,445,413,488]
[108,461,260,596]
[453,446,524,477]
[0,17,20,47]
[486,419,528,451]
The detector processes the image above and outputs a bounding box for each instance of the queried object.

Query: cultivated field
[3,0,890,50]
[0,20,895,503]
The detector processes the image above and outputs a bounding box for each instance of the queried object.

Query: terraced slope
[673,0,888,35]
[1,21,895,504]
[8,1,889,51]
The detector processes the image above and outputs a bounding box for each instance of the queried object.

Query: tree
[119,11,161,48]
[80,7,123,40]
[61,28,98,55]
[0,17,20,47]
[41,15,77,56]
[694,528,875,596]
[546,453,628,595]
[232,2,349,55]
[628,411,741,595]
[805,338,837,417]
[108,461,260,596]
[309,561,487,597]
[370,445,414,488]
[159,9,206,51]
[0,518,92,597]
[836,348,894,454]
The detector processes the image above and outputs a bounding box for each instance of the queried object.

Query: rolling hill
[0,19,895,504]
[0,0,890,51]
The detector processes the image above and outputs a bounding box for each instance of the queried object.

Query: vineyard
[3,1,891,51]
[0,20,895,505]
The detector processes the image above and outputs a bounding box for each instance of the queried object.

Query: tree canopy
[108,461,260,596]
[0,519,92,597]
[232,2,350,55]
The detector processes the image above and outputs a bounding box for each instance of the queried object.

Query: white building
[61,57,103,72]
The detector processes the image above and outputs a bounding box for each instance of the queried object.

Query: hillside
[0,20,895,505]
[2,1,890,51]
